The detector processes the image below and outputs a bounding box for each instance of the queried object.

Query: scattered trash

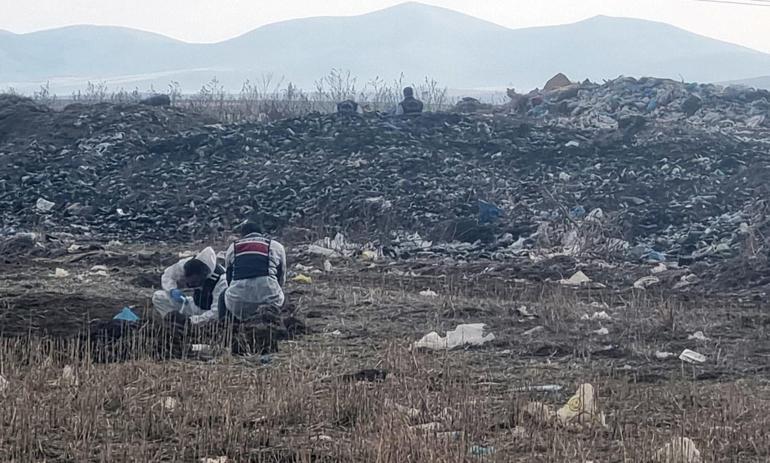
[191,344,212,355]
[559,271,591,286]
[565,140,580,148]
[687,331,710,341]
[61,365,78,387]
[419,289,438,298]
[113,307,139,322]
[413,323,495,350]
[469,445,496,457]
[654,437,702,463]
[259,355,272,365]
[291,274,313,284]
[90,264,109,276]
[679,349,707,364]
[655,351,676,360]
[651,263,668,274]
[522,326,544,336]
[634,276,660,289]
[593,327,609,336]
[556,383,606,427]
[512,384,563,392]
[360,250,378,261]
[162,397,179,411]
[436,431,464,441]
[35,197,55,212]
[54,268,70,278]
[323,260,333,272]
[515,305,536,318]
[200,457,229,463]
[324,330,342,337]
[581,311,612,321]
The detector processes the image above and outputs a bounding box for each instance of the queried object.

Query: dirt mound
[0,94,51,144]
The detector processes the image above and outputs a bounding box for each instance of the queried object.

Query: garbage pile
[1,92,769,269]
[508,75,770,136]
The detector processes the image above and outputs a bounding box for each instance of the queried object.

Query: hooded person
[221,222,287,322]
[395,86,424,115]
[152,246,227,325]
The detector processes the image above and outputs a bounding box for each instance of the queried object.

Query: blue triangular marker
[113,307,139,322]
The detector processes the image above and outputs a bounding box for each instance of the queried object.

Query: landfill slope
[1,78,769,269]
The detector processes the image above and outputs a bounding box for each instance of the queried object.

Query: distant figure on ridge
[395,87,424,115]
[336,99,361,115]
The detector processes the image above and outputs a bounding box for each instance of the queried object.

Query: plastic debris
[291,274,313,284]
[200,457,229,463]
[469,445,495,456]
[581,311,612,321]
[679,349,707,364]
[522,326,544,336]
[113,307,139,322]
[593,327,609,336]
[419,289,438,298]
[515,305,536,318]
[323,260,333,272]
[54,268,70,278]
[687,331,710,341]
[559,271,591,286]
[655,351,676,360]
[35,197,55,212]
[162,397,179,411]
[61,365,78,386]
[654,437,702,463]
[556,383,606,427]
[634,276,660,289]
[413,323,495,350]
[512,384,563,392]
[360,250,378,261]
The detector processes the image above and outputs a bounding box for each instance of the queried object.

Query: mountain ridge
[2,2,770,93]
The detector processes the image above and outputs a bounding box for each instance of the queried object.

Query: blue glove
[169,289,185,303]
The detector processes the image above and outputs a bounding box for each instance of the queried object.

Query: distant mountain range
[2,2,770,94]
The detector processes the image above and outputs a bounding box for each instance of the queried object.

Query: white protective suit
[223,236,287,321]
[151,247,227,325]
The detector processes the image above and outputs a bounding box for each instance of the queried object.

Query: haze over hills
[2,2,770,94]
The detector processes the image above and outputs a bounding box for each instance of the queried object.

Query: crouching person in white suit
[152,246,227,325]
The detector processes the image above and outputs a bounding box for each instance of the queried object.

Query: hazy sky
[3,0,770,53]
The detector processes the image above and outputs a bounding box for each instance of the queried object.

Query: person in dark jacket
[395,87,424,115]
[221,222,287,322]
